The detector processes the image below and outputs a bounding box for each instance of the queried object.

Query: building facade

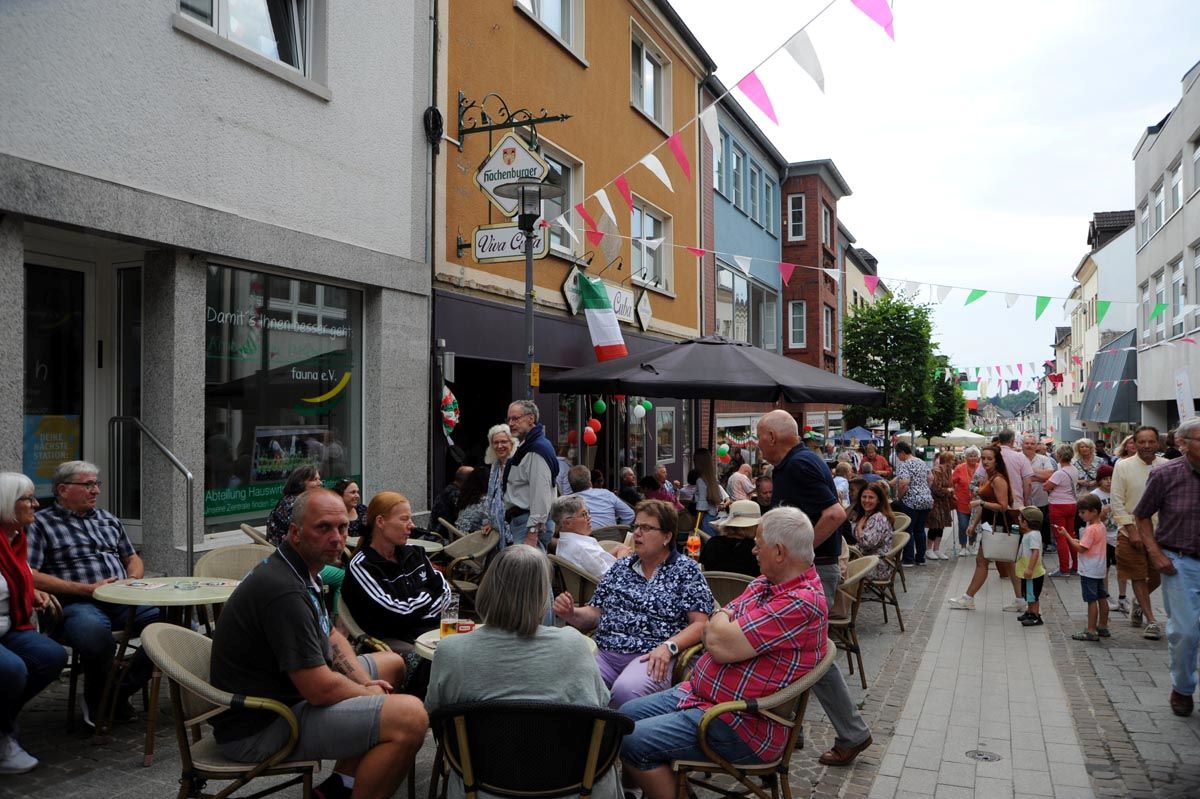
[1,2,434,572]
[1133,60,1200,430]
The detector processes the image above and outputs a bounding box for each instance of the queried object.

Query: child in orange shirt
[1061,493,1110,641]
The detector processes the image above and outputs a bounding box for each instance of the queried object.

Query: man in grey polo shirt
[210,489,428,799]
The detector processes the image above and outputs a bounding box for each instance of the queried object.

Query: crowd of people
[0,408,1197,796]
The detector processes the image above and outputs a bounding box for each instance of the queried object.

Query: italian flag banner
[578,275,628,362]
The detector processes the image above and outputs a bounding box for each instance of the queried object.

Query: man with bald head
[756,410,873,766]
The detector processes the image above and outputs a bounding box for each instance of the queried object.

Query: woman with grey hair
[1072,438,1100,492]
[0,472,68,773]
[483,423,515,547]
[426,545,618,799]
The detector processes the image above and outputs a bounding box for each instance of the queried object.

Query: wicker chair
[703,571,753,608]
[239,523,273,548]
[441,531,501,610]
[890,514,911,592]
[438,518,467,542]
[591,524,630,543]
[829,556,879,690]
[862,531,909,631]
[548,554,601,606]
[428,701,633,799]
[673,640,837,799]
[139,623,318,799]
[195,545,274,581]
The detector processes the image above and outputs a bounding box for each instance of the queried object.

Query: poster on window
[656,408,675,465]
[23,415,82,495]
[251,425,329,483]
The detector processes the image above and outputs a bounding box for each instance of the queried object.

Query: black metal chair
[428,700,633,799]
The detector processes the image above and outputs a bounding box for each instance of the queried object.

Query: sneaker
[0,736,38,774]
[1108,598,1120,611]
[1117,597,1130,615]
[1097,627,1111,638]
[1049,570,1072,578]
[958,549,971,557]
[1131,603,1144,628]
[901,561,915,568]
[1021,614,1044,627]
[1017,611,1033,622]
[315,774,353,799]
[948,595,976,610]
[1003,599,1028,613]
[1144,622,1162,640]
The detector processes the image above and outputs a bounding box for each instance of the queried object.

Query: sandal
[1096,627,1111,638]
[1071,631,1100,642]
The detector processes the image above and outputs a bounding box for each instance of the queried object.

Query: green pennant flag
[1035,296,1051,320]
[965,289,987,306]
[1096,300,1111,325]
[1149,302,1169,322]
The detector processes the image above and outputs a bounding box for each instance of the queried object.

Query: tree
[842,294,935,454]
[921,357,967,440]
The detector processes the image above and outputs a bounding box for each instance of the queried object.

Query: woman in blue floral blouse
[553,499,714,708]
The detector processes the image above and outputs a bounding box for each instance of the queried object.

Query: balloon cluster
[570,397,658,446]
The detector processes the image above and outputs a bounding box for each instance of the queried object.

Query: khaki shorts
[1116,535,1154,581]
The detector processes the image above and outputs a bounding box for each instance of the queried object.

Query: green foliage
[922,360,967,440]
[983,390,1038,414]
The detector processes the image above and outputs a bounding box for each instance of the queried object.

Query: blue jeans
[619,686,759,770]
[698,509,720,537]
[898,505,929,564]
[61,599,159,707]
[1161,551,1200,696]
[506,512,554,551]
[0,628,68,733]
[956,511,972,547]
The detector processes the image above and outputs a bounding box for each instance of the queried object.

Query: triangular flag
[614,175,634,212]
[574,203,599,232]
[1005,293,1020,308]
[1035,296,1051,320]
[639,154,673,192]
[1095,300,1111,325]
[578,276,628,362]
[936,285,952,303]
[824,268,841,283]
[666,132,692,181]
[779,262,796,286]
[1149,302,1169,321]
[687,247,706,257]
[851,0,895,39]
[965,289,987,306]
[864,275,880,297]
[735,71,778,124]
[733,255,752,274]
[585,230,605,247]
[903,280,921,294]
[699,106,720,151]
[1017,363,1024,375]
[783,30,824,92]
[595,189,618,228]
[1183,337,1198,344]
[1071,355,1082,367]
[642,237,664,252]
[552,213,579,245]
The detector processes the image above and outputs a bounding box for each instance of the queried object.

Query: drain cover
[965,750,1002,762]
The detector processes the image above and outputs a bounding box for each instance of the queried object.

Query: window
[1154,270,1166,339]
[716,268,734,339]
[515,0,572,46]
[1171,165,1183,212]
[1154,184,1165,230]
[749,164,761,222]
[757,285,777,350]
[532,143,579,255]
[1139,204,1149,244]
[821,204,832,245]
[655,408,676,464]
[714,130,726,195]
[788,301,806,348]
[1171,259,1186,337]
[181,0,311,73]
[631,31,666,126]
[1194,145,1200,195]
[632,200,670,290]
[823,305,834,351]
[787,194,805,241]
[204,264,362,527]
[730,147,745,209]
[1140,282,1149,341]
[763,182,776,234]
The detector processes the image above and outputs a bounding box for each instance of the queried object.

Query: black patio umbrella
[539,335,885,405]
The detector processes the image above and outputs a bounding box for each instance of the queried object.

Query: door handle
[97,339,103,369]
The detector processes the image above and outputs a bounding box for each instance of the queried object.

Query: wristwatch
[663,640,679,656]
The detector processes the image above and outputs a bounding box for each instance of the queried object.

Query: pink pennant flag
[585,230,605,247]
[686,247,706,257]
[574,203,599,232]
[994,365,1001,376]
[1071,355,1083,367]
[614,175,634,212]
[864,275,880,297]
[851,0,895,40]
[666,133,692,181]
[538,219,549,228]
[1183,337,1198,344]
[779,262,796,286]
[735,71,778,125]
[1017,364,1024,375]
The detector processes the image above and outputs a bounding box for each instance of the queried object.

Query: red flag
[778,262,796,286]
[614,175,634,212]
[667,133,692,181]
[687,247,706,257]
[574,203,599,232]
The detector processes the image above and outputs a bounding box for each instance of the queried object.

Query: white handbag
[979,523,1020,562]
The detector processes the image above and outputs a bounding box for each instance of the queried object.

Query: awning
[1078,329,1138,423]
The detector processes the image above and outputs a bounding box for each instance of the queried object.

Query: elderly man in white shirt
[550,495,631,580]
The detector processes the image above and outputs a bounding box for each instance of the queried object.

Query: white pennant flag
[904,280,921,294]
[734,255,752,274]
[1005,293,1020,308]
[783,30,825,92]
[595,188,618,228]
[699,106,721,151]
[552,213,579,245]
[642,237,664,251]
[639,154,673,192]
[823,268,841,283]
[1064,298,1081,318]
[936,285,953,303]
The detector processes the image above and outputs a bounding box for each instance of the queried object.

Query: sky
[674,0,1198,381]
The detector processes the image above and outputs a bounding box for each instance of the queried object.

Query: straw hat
[716,500,762,529]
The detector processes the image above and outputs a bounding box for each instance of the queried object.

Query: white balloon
[632,405,646,419]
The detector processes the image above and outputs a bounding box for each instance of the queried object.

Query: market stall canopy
[539,335,886,404]
[916,427,988,447]
[834,426,879,444]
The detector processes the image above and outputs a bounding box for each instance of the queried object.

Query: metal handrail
[108,416,196,576]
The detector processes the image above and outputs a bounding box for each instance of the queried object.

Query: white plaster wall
[1092,227,1137,331]
[0,0,429,261]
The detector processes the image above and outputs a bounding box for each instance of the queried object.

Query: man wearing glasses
[502,400,559,550]
[550,495,631,580]
[26,461,158,726]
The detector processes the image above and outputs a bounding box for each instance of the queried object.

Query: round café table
[346,536,444,556]
[92,577,239,765]
[414,624,596,660]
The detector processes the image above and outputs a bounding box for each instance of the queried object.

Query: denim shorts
[1080,576,1109,604]
[619,686,760,770]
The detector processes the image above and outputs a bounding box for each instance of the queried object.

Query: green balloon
[593,399,607,414]
[642,400,653,411]
[716,443,729,456]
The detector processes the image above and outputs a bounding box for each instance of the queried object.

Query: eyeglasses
[64,481,103,491]
[505,413,531,423]
[569,510,591,519]
[631,523,662,533]
[16,495,37,505]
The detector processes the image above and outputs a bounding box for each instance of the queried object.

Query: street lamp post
[494,176,565,399]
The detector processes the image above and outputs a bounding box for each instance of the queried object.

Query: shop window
[203,264,362,529]
[655,407,675,465]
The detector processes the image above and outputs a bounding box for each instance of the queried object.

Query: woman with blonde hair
[484,423,516,546]
[692,448,729,536]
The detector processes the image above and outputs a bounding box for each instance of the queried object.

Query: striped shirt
[26,503,134,585]
[678,566,829,760]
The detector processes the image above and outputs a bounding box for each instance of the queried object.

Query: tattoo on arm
[332,648,356,677]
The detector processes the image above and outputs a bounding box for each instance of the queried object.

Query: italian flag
[578,275,628,362]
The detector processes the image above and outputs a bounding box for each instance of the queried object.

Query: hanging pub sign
[561,266,636,323]
[472,221,549,264]
[474,132,550,216]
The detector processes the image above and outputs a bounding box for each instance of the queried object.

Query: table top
[345,537,444,555]
[93,577,240,607]
[414,624,597,660]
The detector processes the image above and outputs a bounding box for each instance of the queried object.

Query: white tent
[917,427,989,447]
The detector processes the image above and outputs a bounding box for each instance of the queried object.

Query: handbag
[979,522,1020,562]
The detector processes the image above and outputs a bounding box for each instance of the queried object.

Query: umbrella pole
[708,397,716,451]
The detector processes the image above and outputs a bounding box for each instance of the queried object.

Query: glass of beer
[440,594,460,638]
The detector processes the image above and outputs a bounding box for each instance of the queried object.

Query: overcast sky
[675,0,1197,384]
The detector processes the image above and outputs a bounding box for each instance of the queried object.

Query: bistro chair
[862,531,909,631]
[829,556,879,690]
[591,524,630,543]
[239,523,273,548]
[890,514,911,592]
[195,544,273,581]
[337,600,398,654]
[139,623,318,799]
[428,701,633,799]
[548,554,600,606]
[703,571,753,608]
[441,531,500,610]
[438,519,467,542]
[672,640,837,799]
